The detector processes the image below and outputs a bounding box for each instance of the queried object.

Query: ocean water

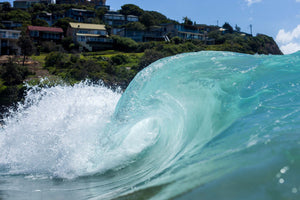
[0,51,300,200]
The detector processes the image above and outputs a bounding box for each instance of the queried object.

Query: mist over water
[0,51,300,200]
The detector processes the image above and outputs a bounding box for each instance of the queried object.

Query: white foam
[0,82,122,178]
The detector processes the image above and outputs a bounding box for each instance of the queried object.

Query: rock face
[255,34,283,55]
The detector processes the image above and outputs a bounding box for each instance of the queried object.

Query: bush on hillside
[138,49,165,70]
[111,54,130,65]
[1,59,30,85]
[112,35,138,52]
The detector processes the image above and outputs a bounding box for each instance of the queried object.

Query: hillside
[0,2,283,107]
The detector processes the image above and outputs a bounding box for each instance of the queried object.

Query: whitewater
[0,51,300,200]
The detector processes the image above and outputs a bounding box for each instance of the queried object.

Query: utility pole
[217,20,219,27]
[250,24,253,36]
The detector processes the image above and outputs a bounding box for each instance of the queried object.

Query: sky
[2,0,300,54]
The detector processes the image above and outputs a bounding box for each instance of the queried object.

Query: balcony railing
[86,37,113,43]
[0,33,20,39]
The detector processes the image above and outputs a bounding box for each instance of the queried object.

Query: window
[12,33,19,39]
[0,31,6,38]
[30,31,39,37]
[78,36,86,42]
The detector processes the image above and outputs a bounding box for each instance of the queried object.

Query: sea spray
[0,81,122,178]
[0,51,300,200]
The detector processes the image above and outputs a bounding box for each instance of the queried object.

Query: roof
[69,23,106,30]
[27,26,63,33]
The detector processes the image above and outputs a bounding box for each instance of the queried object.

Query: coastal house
[118,26,167,42]
[0,29,21,55]
[91,0,109,9]
[104,11,139,35]
[35,12,53,26]
[27,26,63,43]
[67,22,112,51]
[162,24,206,40]
[13,0,53,9]
[104,11,126,27]
[104,11,139,27]
[13,0,40,9]
[65,8,95,23]
[1,21,23,30]
[126,15,139,23]
[161,23,215,44]
[56,0,85,4]
[56,0,107,7]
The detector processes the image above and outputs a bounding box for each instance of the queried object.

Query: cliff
[206,30,282,55]
[255,34,283,55]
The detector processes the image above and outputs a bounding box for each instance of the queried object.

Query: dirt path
[0,55,50,80]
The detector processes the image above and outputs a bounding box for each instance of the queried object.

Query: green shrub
[112,35,138,52]
[171,36,183,44]
[111,54,129,65]
[1,59,30,85]
[138,49,165,70]
[40,41,59,53]
[45,51,68,68]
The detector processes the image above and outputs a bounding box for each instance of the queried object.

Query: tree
[31,3,46,13]
[183,16,193,25]
[2,2,11,12]
[95,7,108,21]
[222,22,233,33]
[62,36,75,51]
[119,4,144,16]
[140,12,155,27]
[45,51,65,68]
[1,57,29,85]
[111,35,138,52]
[138,49,165,70]
[145,11,170,25]
[32,18,49,27]
[235,24,241,32]
[125,22,146,31]
[52,17,73,36]
[17,33,35,66]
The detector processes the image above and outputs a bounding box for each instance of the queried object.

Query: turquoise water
[0,51,300,199]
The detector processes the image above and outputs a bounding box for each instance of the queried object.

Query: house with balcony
[0,29,21,55]
[92,0,109,9]
[162,24,206,40]
[104,11,126,27]
[104,11,139,27]
[65,8,95,23]
[56,0,85,4]
[35,12,53,26]
[161,23,215,44]
[1,21,23,30]
[13,0,39,9]
[104,11,139,35]
[27,26,63,43]
[126,15,139,23]
[118,26,167,42]
[67,22,112,51]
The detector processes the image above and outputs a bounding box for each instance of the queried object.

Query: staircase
[78,41,92,51]
[164,35,170,42]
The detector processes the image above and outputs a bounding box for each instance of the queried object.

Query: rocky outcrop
[255,34,283,55]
